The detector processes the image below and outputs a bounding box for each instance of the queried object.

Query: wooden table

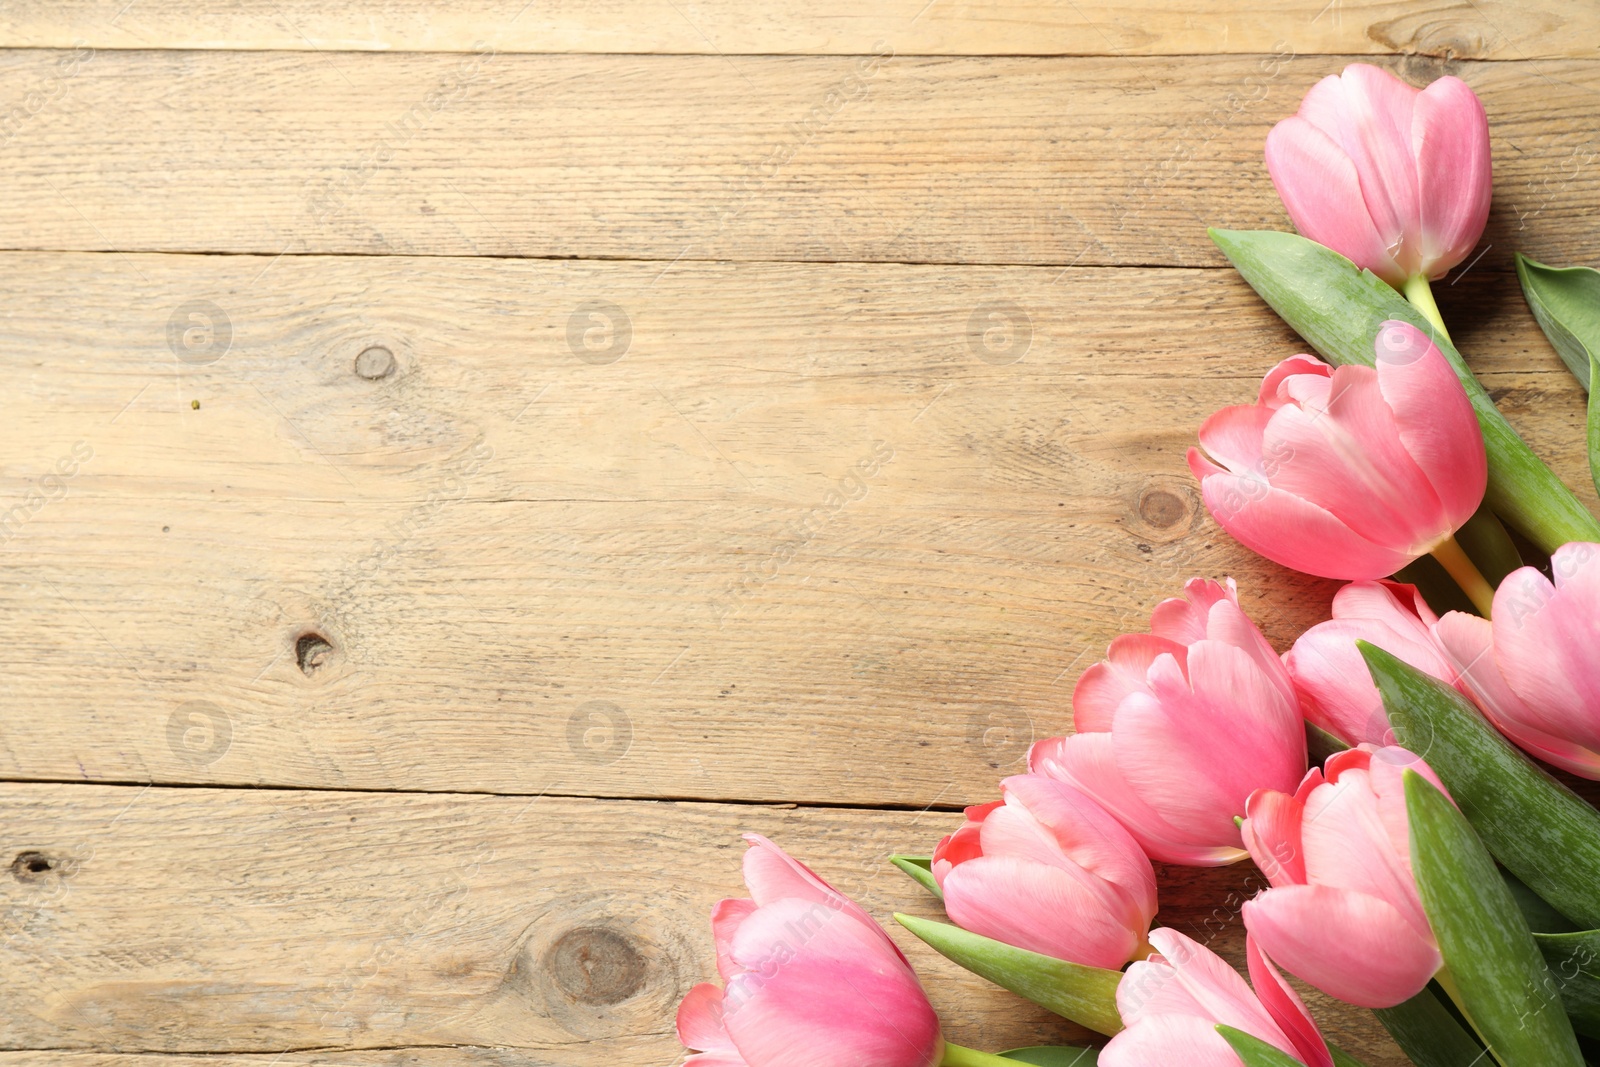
[0,3,1595,1063]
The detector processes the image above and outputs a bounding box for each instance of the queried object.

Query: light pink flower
[676,835,942,1067]
[1435,542,1600,779]
[1241,745,1446,1009]
[1286,580,1457,745]
[1102,928,1334,1067]
[1187,321,1486,580]
[1032,578,1306,866]
[931,773,1158,968]
[1266,63,1491,287]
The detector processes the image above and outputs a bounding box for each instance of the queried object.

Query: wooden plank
[0,782,1406,1064]
[0,51,1597,265]
[0,252,1587,806]
[0,0,1591,58]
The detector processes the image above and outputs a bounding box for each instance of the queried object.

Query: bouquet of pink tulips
[675,64,1600,1067]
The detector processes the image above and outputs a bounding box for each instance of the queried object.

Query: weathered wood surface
[0,0,1592,57]
[1,3,1595,1064]
[0,784,1403,1063]
[0,252,1587,810]
[0,50,1596,267]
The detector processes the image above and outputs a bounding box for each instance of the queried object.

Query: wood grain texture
[0,50,1597,266]
[0,0,1592,57]
[0,251,1587,807]
[0,782,1406,1065]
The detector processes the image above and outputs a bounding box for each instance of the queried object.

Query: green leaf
[1216,1026,1306,1067]
[1405,768,1584,1065]
[1504,869,1581,935]
[1454,503,1523,588]
[1328,1047,1370,1067]
[1515,253,1600,391]
[894,912,1123,1036]
[1589,350,1600,500]
[999,1046,1100,1066]
[1306,719,1350,766]
[1536,929,1600,1039]
[1209,229,1600,553]
[890,854,942,899]
[1373,984,1488,1067]
[1360,642,1600,928]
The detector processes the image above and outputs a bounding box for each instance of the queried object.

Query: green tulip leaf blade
[1360,641,1600,928]
[1216,1026,1308,1067]
[1209,229,1600,551]
[890,854,942,899]
[1405,768,1584,1065]
[1590,350,1600,500]
[894,913,1123,1036]
[1373,983,1488,1067]
[1536,928,1600,1039]
[999,1046,1101,1066]
[1515,252,1600,390]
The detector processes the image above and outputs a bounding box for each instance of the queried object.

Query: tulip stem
[1402,273,1453,344]
[939,1041,1031,1067]
[1430,536,1496,617]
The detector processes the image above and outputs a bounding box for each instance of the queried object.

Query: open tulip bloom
[1188,321,1493,610]
[1032,578,1306,866]
[1240,746,1445,1008]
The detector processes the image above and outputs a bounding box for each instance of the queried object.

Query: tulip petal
[1492,557,1600,746]
[1247,935,1335,1067]
[1202,595,1300,713]
[1242,788,1306,887]
[1147,928,1288,1043]
[1195,401,1276,474]
[1372,321,1487,527]
[942,854,1141,968]
[1000,773,1159,925]
[1116,643,1304,843]
[1333,64,1422,277]
[1101,1012,1244,1067]
[1195,469,1412,579]
[1299,767,1431,936]
[1412,76,1492,278]
[678,982,737,1053]
[1074,634,1184,733]
[1035,732,1246,866]
[1435,608,1600,779]
[1243,886,1441,1008]
[740,833,841,908]
[723,900,942,1067]
[1266,114,1403,285]
[712,898,759,983]
[1264,366,1446,551]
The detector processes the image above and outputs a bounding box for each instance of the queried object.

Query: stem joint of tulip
[1431,535,1495,618]
[1402,273,1452,344]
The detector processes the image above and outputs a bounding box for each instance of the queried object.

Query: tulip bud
[1265,63,1491,288]
[931,774,1157,968]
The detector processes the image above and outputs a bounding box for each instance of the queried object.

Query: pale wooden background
[0,3,1596,1064]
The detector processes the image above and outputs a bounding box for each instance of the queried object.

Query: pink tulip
[1266,63,1491,288]
[676,834,942,1067]
[1187,321,1487,581]
[1103,928,1334,1067]
[1286,580,1456,746]
[1240,745,1446,1009]
[1031,578,1306,866]
[931,773,1158,968]
[1434,542,1600,779]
